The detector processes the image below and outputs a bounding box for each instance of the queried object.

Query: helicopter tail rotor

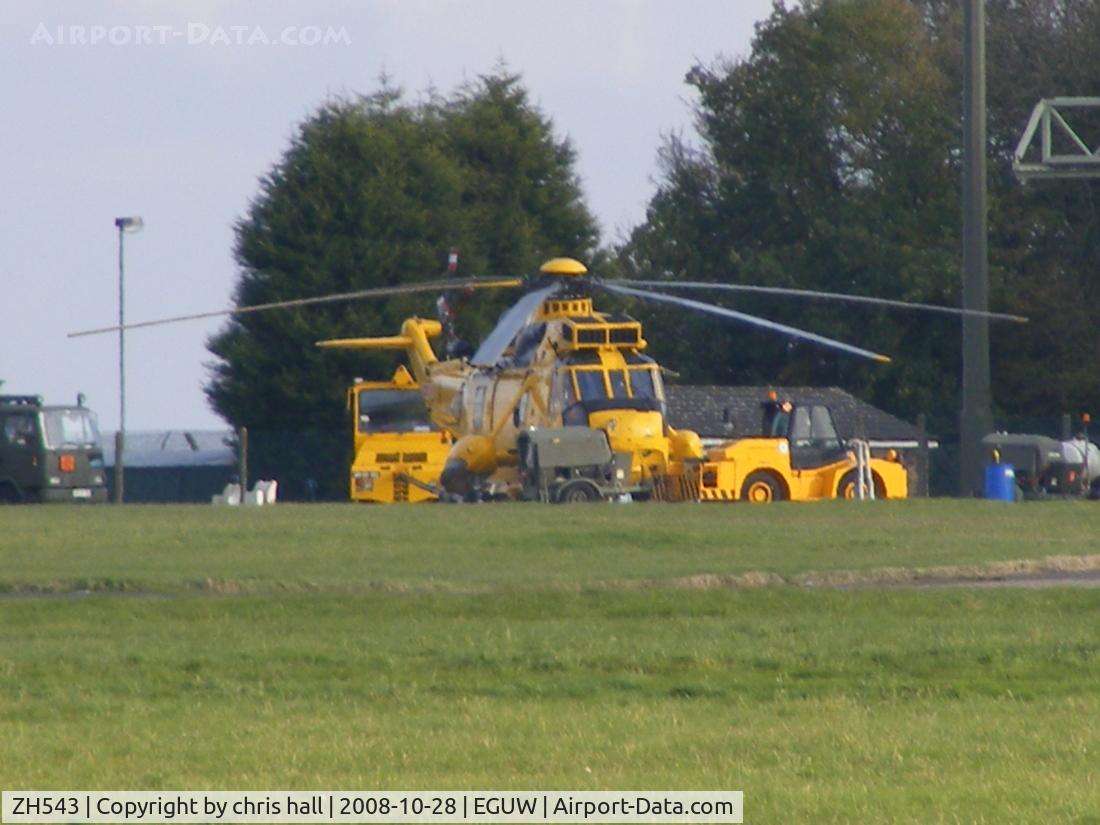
[436,247,480,360]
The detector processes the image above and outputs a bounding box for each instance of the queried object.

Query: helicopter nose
[590,410,663,452]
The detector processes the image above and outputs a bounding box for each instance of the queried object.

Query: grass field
[2,500,1099,823]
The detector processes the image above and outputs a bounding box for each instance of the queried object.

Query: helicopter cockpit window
[561,377,586,425]
[608,370,628,399]
[556,370,576,410]
[627,367,659,401]
[356,390,434,434]
[574,369,608,401]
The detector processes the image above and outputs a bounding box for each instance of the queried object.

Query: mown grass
[1,498,1099,593]
[1,501,1099,823]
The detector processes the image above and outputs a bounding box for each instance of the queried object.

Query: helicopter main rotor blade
[471,282,562,366]
[67,277,523,338]
[599,282,892,364]
[615,279,1028,323]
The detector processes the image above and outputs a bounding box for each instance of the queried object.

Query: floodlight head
[115,216,144,233]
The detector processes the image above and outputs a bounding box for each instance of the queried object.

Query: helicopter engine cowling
[441,434,497,497]
[667,428,705,463]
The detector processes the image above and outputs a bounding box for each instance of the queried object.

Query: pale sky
[1,0,776,432]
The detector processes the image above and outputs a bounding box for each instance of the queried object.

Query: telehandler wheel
[740,471,786,503]
[555,480,602,503]
[837,469,885,500]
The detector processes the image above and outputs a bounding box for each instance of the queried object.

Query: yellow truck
[347,366,453,503]
[695,396,908,502]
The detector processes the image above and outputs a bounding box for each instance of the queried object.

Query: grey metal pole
[113,215,142,503]
[959,0,993,496]
[238,426,248,500]
[115,225,126,504]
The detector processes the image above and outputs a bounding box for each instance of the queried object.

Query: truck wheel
[0,482,23,504]
[740,471,785,503]
[837,469,885,499]
[555,480,601,503]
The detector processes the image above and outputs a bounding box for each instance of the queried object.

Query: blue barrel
[984,463,1016,501]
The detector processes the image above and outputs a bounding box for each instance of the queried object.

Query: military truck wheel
[0,482,24,504]
[837,469,885,499]
[740,471,786,503]
[555,480,602,503]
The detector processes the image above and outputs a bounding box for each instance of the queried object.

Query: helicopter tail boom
[316,336,414,350]
[317,318,444,384]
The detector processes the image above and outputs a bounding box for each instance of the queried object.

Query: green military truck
[0,395,108,503]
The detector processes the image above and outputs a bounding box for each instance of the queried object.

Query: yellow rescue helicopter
[71,253,1025,503]
[319,256,709,499]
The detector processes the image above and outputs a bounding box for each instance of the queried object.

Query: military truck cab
[0,395,108,503]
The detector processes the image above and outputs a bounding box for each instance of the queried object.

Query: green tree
[621,0,1100,427]
[206,72,597,498]
[978,0,1100,419]
[621,0,959,415]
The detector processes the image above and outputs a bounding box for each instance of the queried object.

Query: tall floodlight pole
[114,215,143,504]
[959,0,993,496]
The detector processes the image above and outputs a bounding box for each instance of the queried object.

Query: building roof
[665,385,932,446]
[101,430,235,468]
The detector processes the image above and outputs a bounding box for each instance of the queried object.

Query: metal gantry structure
[1014,97,1100,180]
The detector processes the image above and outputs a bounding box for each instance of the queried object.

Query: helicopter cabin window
[471,385,488,431]
[356,389,434,434]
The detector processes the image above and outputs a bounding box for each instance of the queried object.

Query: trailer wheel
[837,469,885,499]
[555,480,602,503]
[740,471,786,503]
